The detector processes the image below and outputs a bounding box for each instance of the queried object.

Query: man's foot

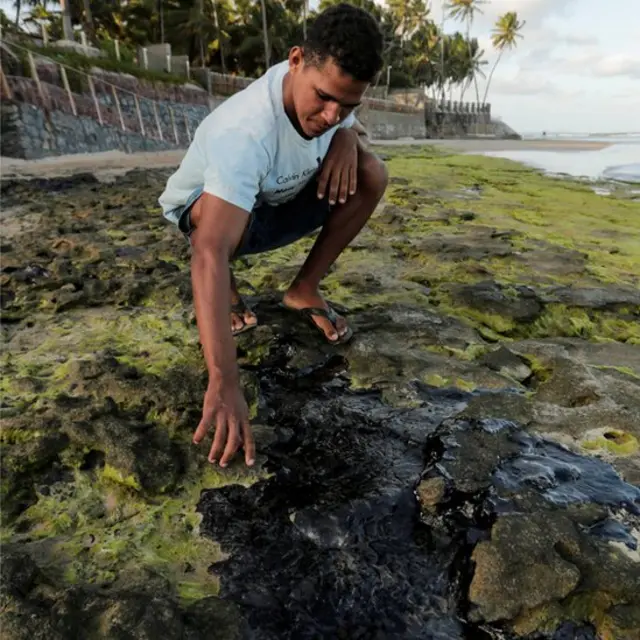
[230,271,258,335]
[282,284,352,344]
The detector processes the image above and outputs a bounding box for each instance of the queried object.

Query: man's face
[287,47,370,139]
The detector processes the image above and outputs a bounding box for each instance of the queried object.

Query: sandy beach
[0,138,613,180]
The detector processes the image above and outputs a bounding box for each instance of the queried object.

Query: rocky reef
[1,146,639,639]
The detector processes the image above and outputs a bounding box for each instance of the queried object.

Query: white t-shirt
[158,60,356,221]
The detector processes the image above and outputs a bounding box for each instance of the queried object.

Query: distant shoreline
[0,139,617,181]
[378,138,614,152]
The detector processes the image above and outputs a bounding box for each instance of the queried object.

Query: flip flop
[280,303,353,345]
[231,299,258,336]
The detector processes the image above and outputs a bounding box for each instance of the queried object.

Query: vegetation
[2,0,525,103]
[1,142,638,632]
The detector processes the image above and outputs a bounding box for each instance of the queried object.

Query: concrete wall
[1,69,428,158]
[357,105,426,140]
[1,75,223,159]
[1,102,180,159]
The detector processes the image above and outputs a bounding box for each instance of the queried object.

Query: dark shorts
[174,178,331,257]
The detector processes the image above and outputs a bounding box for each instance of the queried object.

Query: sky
[423,0,640,134]
[2,0,638,134]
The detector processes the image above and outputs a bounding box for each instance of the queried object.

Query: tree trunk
[439,0,445,98]
[14,0,21,27]
[482,48,503,105]
[259,0,270,69]
[467,18,480,105]
[303,0,307,41]
[460,77,470,101]
[197,0,206,66]
[159,0,165,43]
[211,0,226,73]
[82,0,96,43]
[59,0,74,41]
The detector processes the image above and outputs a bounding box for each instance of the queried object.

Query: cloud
[555,51,640,79]
[488,72,583,99]
[561,33,599,46]
[431,0,579,32]
[593,54,640,79]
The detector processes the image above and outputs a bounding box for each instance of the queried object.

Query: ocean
[482,133,640,184]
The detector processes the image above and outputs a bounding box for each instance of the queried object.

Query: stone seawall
[0,102,182,158]
[1,69,427,159]
[1,75,222,159]
[357,104,426,140]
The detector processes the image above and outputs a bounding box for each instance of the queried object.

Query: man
[158,3,388,470]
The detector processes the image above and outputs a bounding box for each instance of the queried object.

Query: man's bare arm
[189,192,249,386]
[189,193,255,467]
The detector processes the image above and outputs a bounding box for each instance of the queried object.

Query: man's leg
[282,149,388,342]
[186,196,257,335]
[229,269,258,333]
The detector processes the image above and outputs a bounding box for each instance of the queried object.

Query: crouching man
[158,3,389,469]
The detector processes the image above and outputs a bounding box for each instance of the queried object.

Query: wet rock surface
[2,148,639,639]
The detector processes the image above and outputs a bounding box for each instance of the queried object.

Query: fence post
[169,107,179,144]
[166,54,172,73]
[114,39,121,61]
[0,63,12,100]
[185,59,190,80]
[153,101,163,140]
[142,47,149,70]
[134,94,145,136]
[59,65,77,116]
[80,30,88,53]
[183,112,191,143]
[112,85,125,131]
[87,75,103,125]
[27,51,46,104]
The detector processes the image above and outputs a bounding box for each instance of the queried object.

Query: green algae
[384,147,640,289]
[1,309,201,408]
[423,373,477,392]
[520,354,553,384]
[6,439,269,603]
[3,151,639,634]
[581,429,639,457]
[425,343,489,362]
[593,365,640,380]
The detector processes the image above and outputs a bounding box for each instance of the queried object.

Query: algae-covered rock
[421,417,640,638]
[446,280,544,325]
[479,345,532,382]
[1,145,639,638]
[0,547,243,640]
[469,513,582,622]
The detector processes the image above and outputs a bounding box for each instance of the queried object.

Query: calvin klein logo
[275,164,319,185]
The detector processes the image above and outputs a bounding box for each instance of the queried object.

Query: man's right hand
[193,381,255,467]
[187,191,256,469]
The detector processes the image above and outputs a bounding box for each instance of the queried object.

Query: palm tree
[482,10,525,104]
[302,0,307,40]
[211,0,227,73]
[438,0,445,102]
[259,0,270,68]
[81,0,95,43]
[459,37,486,100]
[445,0,486,103]
[60,0,73,40]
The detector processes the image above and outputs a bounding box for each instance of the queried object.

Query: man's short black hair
[304,3,384,83]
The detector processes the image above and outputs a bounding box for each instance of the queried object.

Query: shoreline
[382,138,614,152]
[0,138,615,181]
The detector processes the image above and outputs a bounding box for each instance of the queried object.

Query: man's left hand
[317,128,359,205]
